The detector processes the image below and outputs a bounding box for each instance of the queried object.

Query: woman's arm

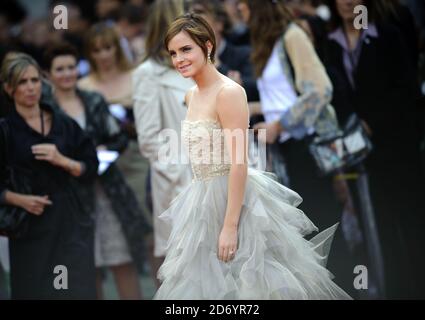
[0,122,52,214]
[32,118,98,180]
[96,94,129,153]
[216,84,250,263]
[31,143,86,177]
[279,24,333,139]
[69,120,99,181]
[4,191,52,216]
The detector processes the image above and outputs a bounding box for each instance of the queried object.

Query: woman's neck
[342,19,361,50]
[96,65,122,82]
[54,87,78,102]
[193,63,223,91]
[342,18,359,33]
[15,103,41,120]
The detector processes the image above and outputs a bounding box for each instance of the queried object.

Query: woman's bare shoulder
[184,85,198,108]
[77,75,96,90]
[217,77,247,101]
[221,75,245,90]
[216,78,248,121]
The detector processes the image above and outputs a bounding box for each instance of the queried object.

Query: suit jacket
[323,23,419,151]
[133,59,193,257]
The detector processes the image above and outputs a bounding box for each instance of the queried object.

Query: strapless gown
[154,118,352,300]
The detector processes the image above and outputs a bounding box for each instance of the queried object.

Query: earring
[207,52,212,63]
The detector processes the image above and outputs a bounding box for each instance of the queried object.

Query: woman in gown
[154,13,352,300]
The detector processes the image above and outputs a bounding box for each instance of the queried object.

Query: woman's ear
[206,40,213,55]
[3,83,13,98]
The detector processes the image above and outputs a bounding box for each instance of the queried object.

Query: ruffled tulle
[154,168,352,300]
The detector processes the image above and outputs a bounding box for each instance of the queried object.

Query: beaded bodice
[182,119,231,181]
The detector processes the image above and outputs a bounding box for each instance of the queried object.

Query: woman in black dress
[42,41,152,300]
[0,52,98,299]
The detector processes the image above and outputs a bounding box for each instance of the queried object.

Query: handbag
[309,114,373,176]
[0,119,30,239]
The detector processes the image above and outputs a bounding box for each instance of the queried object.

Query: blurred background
[0,0,424,300]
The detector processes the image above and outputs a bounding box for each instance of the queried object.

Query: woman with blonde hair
[79,22,134,115]
[0,52,98,299]
[133,0,193,288]
[78,22,152,299]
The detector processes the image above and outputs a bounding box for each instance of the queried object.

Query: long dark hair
[327,0,376,31]
[240,0,294,78]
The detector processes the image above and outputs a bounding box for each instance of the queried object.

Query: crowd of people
[0,0,424,299]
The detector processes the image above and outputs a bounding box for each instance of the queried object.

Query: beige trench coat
[133,60,193,257]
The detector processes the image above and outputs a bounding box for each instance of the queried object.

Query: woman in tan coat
[132,0,193,287]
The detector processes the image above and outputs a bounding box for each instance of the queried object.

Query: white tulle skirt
[154,168,352,300]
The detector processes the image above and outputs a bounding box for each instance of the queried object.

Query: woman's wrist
[59,155,81,175]
[4,191,24,207]
[223,218,239,230]
[56,154,69,169]
[66,158,77,173]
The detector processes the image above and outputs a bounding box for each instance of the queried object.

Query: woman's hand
[32,144,67,167]
[17,194,52,216]
[253,121,284,144]
[218,224,238,263]
[32,144,83,176]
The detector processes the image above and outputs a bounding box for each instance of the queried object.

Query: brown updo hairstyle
[164,13,217,64]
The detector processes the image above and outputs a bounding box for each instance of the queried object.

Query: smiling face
[49,55,79,91]
[167,31,211,78]
[6,65,42,108]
